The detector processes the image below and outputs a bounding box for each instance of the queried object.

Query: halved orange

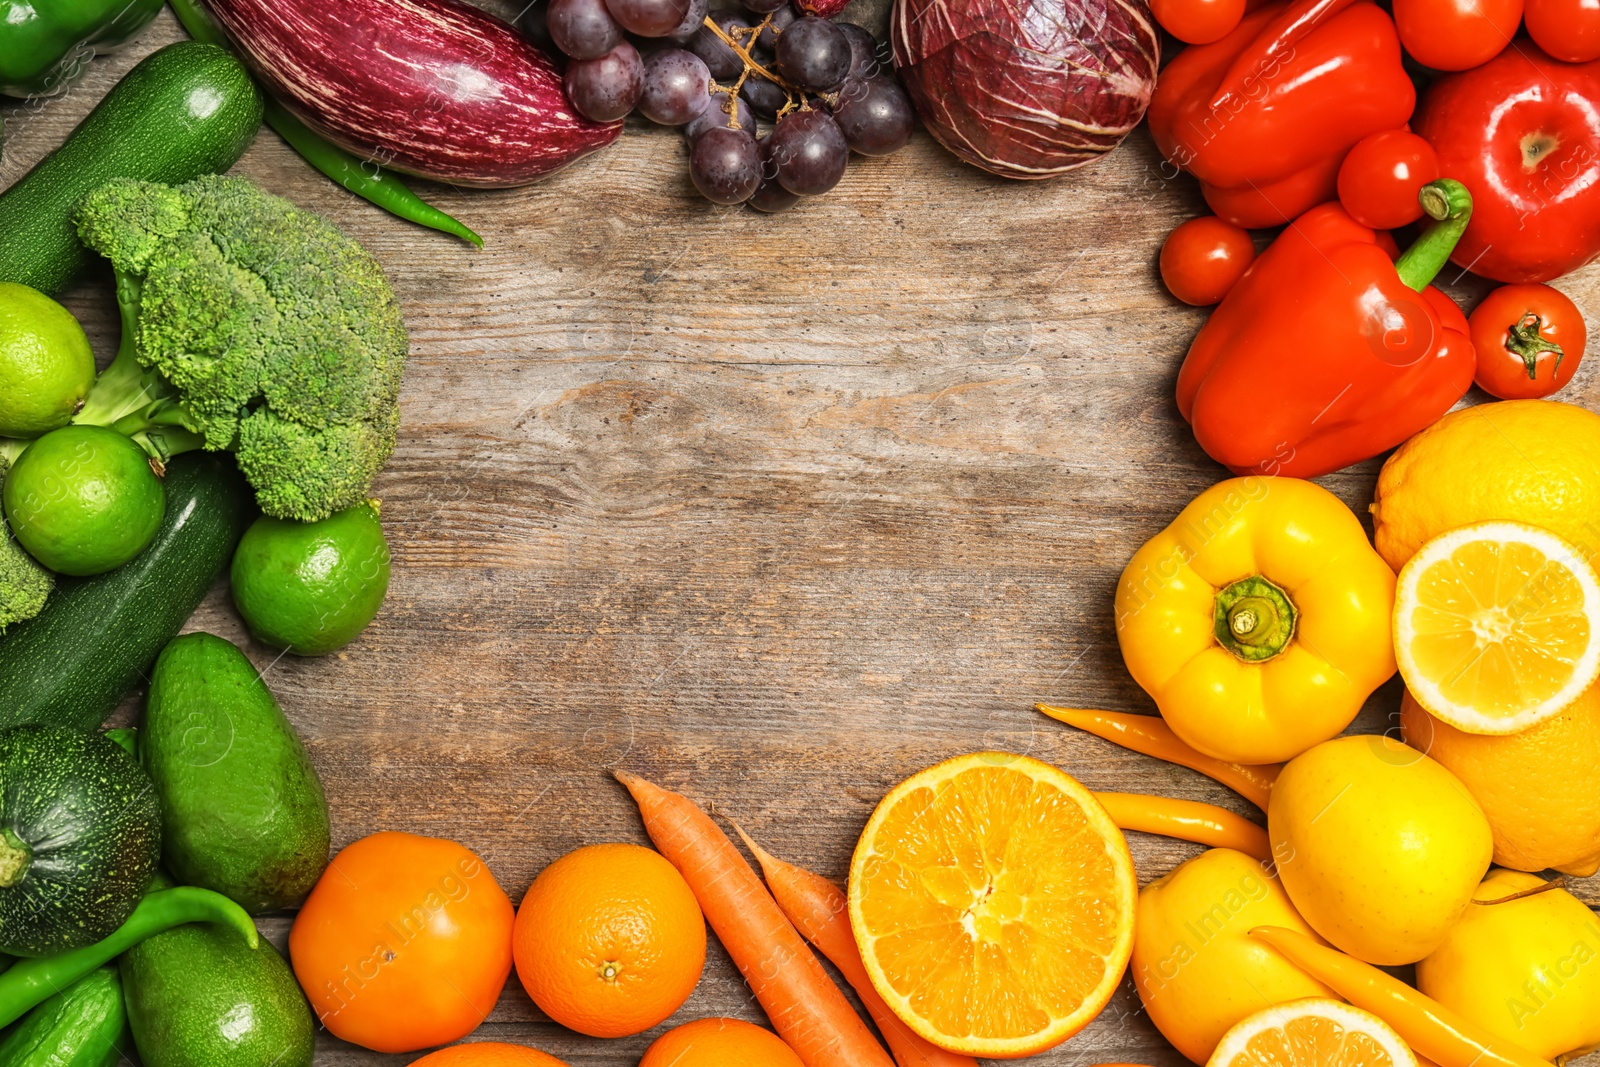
[1207,999,1417,1067]
[1394,521,1600,735]
[847,752,1137,1059]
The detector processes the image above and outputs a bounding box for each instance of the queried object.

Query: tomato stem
[1504,312,1564,379]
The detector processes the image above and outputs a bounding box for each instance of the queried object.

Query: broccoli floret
[71,175,409,522]
[0,441,53,633]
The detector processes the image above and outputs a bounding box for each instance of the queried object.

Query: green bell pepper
[0,0,166,98]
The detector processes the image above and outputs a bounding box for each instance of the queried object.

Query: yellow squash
[1115,477,1397,765]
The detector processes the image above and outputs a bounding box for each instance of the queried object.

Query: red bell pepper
[1416,41,1600,283]
[1176,181,1477,479]
[1147,0,1415,228]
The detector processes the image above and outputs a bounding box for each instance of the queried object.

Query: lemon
[1393,522,1600,736]
[1207,999,1416,1067]
[1132,848,1334,1065]
[0,282,95,438]
[1401,688,1600,876]
[1416,870,1600,1062]
[1269,735,1493,966]
[1372,400,1600,572]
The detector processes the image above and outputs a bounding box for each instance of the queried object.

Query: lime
[2,426,164,576]
[231,501,391,656]
[0,283,96,438]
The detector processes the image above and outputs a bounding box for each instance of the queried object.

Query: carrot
[1093,792,1272,862]
[1249,927,1556,1067]
[1037,704,1281,810]
[735,827,979,1067]
[614,771,895,1067]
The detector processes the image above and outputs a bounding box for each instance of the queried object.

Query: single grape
[639,48,713,125]
[666,0,711,41]
[743,0,788,14]
[769,106,849,194]
[836,22,882,80]
[690,14,752,79]
[749,136,801,212]
[566,41,644,122]
[774,15,850,91]
[686,90,755,141]
[604,0,692,37]
[691,126,763,204]
[548,0,624,59]
[740,71,788,119]
[755,6,796,50]
[518,1,555,52]
[829,76,913,155]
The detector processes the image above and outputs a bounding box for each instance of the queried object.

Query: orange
[289,832,515,1054]
[1401,688,1600,876]
[637,1018,803,1067]
[513,843,705,1038]
[1207,999,1417,1067]
[409,1043,570,1066]
[848,752,1138,1059]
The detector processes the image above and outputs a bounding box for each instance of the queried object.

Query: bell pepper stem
[1214,576,1296,662]
[1394,179,1474,293]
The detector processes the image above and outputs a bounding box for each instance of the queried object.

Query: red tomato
[1337,130,1441,230]
[1416,44,1600,282]
[289,832,516,1053]
[1160,216,1256,306]
[1393,0,1522,70]
[1151,0,1246,43]
[1526,0,1600,61]
[1469,283,1587,398]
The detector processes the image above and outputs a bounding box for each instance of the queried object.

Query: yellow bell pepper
[1115,477,1396,765]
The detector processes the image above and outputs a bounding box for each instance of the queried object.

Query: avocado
[142,632,330,912]
[121,921,313,1067]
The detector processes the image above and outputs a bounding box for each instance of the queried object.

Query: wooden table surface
[5,8,1598,1065]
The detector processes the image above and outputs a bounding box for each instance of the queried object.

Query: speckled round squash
[0,726,162,956]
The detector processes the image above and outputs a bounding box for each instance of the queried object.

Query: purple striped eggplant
[201,0,620,187]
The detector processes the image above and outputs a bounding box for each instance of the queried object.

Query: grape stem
[701,13,816,118]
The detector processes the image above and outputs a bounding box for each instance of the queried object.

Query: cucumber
[0,42,263,295]
[0,453,256,731]
[0,968,130,1067]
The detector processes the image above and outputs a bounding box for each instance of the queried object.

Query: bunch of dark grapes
[526,0,915,211]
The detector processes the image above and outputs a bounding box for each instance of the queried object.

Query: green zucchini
[0,41,263,295]
[0,727,161,956]
[0,453,256,732]
[0,968,129,1067]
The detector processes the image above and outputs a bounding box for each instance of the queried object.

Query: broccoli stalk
[73,273,205,468]
[69,174,409,522]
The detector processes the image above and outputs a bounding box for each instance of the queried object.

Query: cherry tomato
[1160,216,1256,306]
[1393,0,1522,70]
[1469,283,1587,399]
[1151,0,1246,43]
[289,832,516,1053]
[1337,130,1441,230]
[1526,0,1600,61]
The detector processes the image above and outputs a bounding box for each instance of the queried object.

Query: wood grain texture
[4,7,1597,1065]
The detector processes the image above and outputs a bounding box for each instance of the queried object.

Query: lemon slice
[1394,521,1600,736]
[1208,999,1417,1067]
[847,753,1136,1058]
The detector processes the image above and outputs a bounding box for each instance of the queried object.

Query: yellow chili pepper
[1037,704,1280,810]
[1114,477,1397,765]
[1094,792,1271,862]
[1250,926,1557,1067]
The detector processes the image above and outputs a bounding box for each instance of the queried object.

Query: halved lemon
[1207,998,1417,1067]
[847,752,1136,1059]
[1394,521,1600,736]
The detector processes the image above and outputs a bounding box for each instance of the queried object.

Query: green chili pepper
[0,887,257,1029]
[166,0,483,248]
[0,0,166,98]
